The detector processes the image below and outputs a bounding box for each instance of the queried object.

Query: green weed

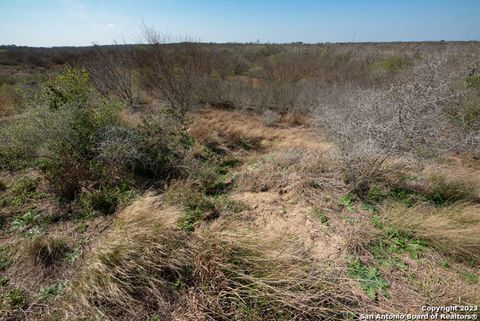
[6,289,26,307]
[340,195,355,212]
[389,187,421,207]
[382,56,406,72]
[347,258,389,300]
[11,210,40,231]
[310,208,329,225]
[369,227,427,266]
[64,247,82,264]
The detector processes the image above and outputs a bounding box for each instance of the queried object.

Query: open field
[0,41,479,320]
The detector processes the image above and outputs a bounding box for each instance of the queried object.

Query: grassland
[0,41,479,320]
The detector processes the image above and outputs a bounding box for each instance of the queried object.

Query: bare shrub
[315,55,476,196]
[81,44,137,107]
[137,28,208,126]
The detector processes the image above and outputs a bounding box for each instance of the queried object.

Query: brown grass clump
[237,148,343,206]
[189,110,265,151]
[424,173,479,205]
[65,201,374,321]
[386,203,480,264]
[26,236,70,267]
[280,111,311,127]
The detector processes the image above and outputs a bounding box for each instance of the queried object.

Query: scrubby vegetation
[0,40,479,320]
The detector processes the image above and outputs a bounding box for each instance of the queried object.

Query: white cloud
[106,23,116,29]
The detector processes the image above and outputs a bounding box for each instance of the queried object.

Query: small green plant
[217,157,242,175]
[7,289,26,307]
[23,225,43,238]
[340,195,355,212]
[347,258,389,300]
[37,282,66,300]
[11,210,40,231]
[371,214,384,229]
[75,221,88,233]
[440,260,450,269]
[10,176,39,196]
[310,208,329,225]
[456,94,480,128]
[64,247,82,264]
[79,184,134,216]
[178,207,204,231]
[362,202,378,213]
[389,187,422,207]
[466,73,480,89]
[0,276,8,286]
[0,246,11,271]
[367,186,386,204]
[5,176,43,205]
[172,279,183,290]
[369,226,427,265]
[206,180,232,196]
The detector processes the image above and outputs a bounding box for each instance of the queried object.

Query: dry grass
[386,203,480,264]
[189,109,329,153]
[63,195,375,321]
[403,251,480,306]
[25,236,70,267]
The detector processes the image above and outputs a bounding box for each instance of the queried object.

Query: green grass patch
[64,246,82,264]
[466,74,480,90]
[0,176,45,207]
[78,182,135,216]
[4,289,26,307]
[389,187,423,207]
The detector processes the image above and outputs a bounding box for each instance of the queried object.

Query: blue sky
[1,0,479,46]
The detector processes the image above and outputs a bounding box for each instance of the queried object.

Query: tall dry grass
[386,203,480,264]
[64,196,376,321]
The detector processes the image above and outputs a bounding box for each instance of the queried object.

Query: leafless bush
[315,54,477,196]
[82,44,137,107]
[137,28,209,126]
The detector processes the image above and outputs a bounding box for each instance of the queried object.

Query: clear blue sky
[1,0,479,46]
